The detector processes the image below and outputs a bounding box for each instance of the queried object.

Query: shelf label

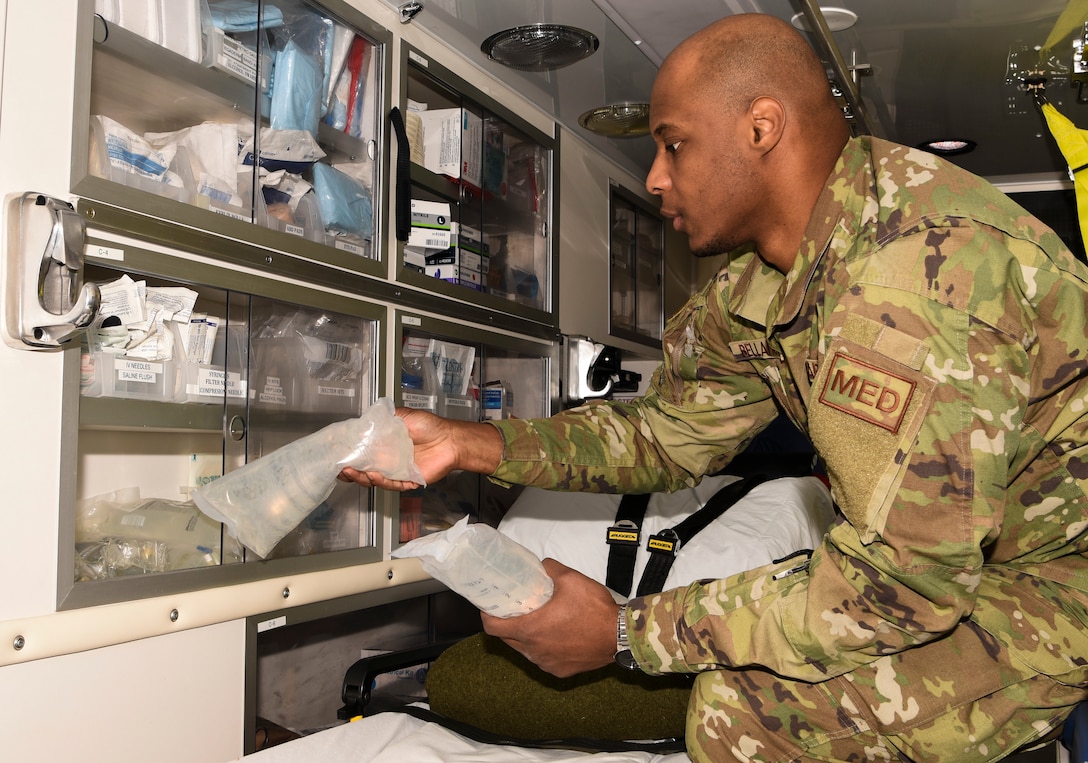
[115,358,162,383]
[408,50,429,68]
[211,207,249,222]
[257,616,287,633]
[334,239,365,255]
[186,368,245,399]
[402,391,437,411]
[317,385,356,398]
[401,315,422,326]
[85,243,124,261]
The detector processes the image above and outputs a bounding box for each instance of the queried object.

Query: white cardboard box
[417,108,483,187]
[408,199,452,249]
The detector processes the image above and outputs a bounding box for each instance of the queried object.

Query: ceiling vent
[578,102,651,138]
[481,24,599,71]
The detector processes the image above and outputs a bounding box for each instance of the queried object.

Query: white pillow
[498,475,835,596]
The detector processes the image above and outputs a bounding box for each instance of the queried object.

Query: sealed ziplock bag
[393,516,554,618]
[193,398,424,557]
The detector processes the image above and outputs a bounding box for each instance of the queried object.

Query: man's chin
[691,242,735,259]
[691,247,725,259]
[690,234,745,259]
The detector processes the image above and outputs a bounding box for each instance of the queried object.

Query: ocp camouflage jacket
[491,136,1088,684]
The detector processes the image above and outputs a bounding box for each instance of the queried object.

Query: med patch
[819,351,915,433]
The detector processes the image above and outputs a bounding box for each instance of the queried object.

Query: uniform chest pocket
[808,319,936,544]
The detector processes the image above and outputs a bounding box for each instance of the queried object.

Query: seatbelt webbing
[604,474,776,599]
[604,493,650,597]
[636,474,773,597]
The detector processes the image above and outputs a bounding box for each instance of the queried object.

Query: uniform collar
[728,137,872,329]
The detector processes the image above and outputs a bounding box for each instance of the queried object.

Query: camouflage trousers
[684,619,1087,762]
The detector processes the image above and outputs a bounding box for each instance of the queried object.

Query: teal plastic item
[312,163,374,238]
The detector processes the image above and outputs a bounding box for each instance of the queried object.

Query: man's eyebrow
[652,122,677,139]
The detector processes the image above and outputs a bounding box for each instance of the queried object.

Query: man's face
[644,61,759,258]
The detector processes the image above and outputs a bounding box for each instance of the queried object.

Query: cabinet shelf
[92,18,258,132]
[93,19,374,168]
[79,396,224,433]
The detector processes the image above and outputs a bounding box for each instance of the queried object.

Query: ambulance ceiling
[385,0,1081,185]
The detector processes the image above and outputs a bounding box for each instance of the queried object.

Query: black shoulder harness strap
[604,493,650,596]
[605,474,775,599]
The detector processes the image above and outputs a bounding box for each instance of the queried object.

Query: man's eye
[665,141,682,154]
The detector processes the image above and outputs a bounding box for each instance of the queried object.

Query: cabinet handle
[228,415,247,442]
[389,107,411,242]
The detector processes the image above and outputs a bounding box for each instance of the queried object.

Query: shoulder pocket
[809,316,936,544]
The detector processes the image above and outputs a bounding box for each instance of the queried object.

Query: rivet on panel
[169,609,180,623]
[13,635,25,650]
[282,587,291,599]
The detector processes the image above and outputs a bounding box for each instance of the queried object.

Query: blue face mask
[208,1,284,33]
[311,163,374,239]
[269,40,323,136]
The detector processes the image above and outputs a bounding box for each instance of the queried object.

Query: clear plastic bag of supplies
[392,516,554,618]
[193,398,424,557]
[75,487,235,580]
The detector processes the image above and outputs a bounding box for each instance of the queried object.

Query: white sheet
[240,705,691,762]
[499,475,834,594]
[242,477,832,762]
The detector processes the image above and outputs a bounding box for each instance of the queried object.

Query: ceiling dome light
[481,24,599,71]
[919,138,977,156]
[790,7,859,32]
[578,102,650,138]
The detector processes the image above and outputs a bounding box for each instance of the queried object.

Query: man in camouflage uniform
[343,13,1088,762]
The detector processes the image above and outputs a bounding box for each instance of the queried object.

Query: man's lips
[660,209,682,231]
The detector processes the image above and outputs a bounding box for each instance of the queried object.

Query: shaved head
[645,14,851,271]
[661,14,843,134]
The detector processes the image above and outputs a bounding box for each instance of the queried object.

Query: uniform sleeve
[627,228,1038,681]
[490,269,779,494]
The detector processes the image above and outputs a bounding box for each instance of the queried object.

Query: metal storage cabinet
[0,0,566,758]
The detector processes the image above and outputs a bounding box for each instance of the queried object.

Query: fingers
[336,467,421,491]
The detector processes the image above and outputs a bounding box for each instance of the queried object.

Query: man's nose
[645,155,670,196]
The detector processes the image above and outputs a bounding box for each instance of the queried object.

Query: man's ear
[748,96,785,154]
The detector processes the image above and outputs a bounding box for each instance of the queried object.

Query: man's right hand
[338,407,504,490]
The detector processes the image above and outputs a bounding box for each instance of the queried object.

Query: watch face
[614,648,639,670]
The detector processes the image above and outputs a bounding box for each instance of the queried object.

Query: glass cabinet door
[77,263,248,585]
[610,186,664,346]
[395,311,556,542]
[80,0,387,266]
[246,297,376,558]
[401,46,554,319]
[72,258,382,604]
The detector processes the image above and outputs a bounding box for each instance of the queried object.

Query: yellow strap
[1041,0,1088,58]
[1040,102,1088,244]
[1042,102,1088,168]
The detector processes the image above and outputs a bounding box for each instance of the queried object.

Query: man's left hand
[481,558,621,678]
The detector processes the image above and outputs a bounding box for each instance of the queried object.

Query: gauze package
[392,516,554,618]
[145,121,243,207]
[193,398,424,557]
[239,123,327,174]
[91,115,185,188]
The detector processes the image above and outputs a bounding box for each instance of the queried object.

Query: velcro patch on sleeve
[808,317,935,544]
[818,351,916,433]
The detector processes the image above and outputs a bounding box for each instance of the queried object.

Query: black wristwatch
[614,606,639,670]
